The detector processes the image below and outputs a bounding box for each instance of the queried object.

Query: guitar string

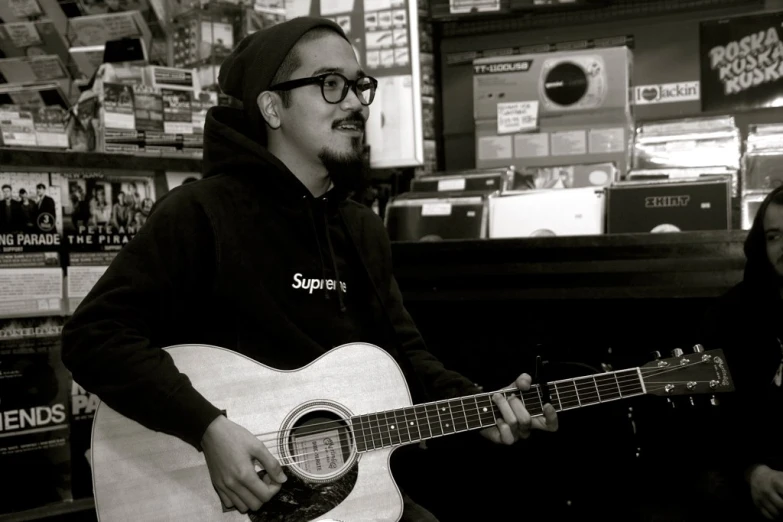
[256,370,716,460]
[250,372,647,447]
[251,362,722,463]
[255,368,719,466]
[260,381,683,468]
[248,358,718,444]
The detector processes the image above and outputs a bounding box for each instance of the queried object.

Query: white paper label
[422,203,452,216]
[497,101,538,135]
[438,178,465,191]
[633,81,700,105]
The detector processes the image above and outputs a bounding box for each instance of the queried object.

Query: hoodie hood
[202,105,351,312]
[743,184,783,296]
[202,105,353,205]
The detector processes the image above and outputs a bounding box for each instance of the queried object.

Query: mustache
[333,112,366,130]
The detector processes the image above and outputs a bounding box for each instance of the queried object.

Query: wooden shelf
[391,230,748,301]
[0,148,202,173]
[0,499,94,522]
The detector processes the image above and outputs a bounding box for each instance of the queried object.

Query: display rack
[0,148,202,173]
[0,148,748,305]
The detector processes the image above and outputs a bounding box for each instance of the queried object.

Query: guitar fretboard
[351,368,644,452]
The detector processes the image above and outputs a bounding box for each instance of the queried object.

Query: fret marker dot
[482,407,488,412]
[391,425,395,430]
[409,422,414,426]
[441,407,446,412]
[446,423,450,427]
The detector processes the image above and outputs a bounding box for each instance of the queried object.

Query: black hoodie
[60,106,480,450]
[701,184,783,473]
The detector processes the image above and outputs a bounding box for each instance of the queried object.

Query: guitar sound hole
[247,409,359,521]
[287,411,353,478]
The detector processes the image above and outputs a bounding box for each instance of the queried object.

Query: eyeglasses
[269,72,378,106]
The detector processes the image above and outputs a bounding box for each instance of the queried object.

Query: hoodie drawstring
[304,196,330,302]
[323,197,346,313]
[304,195,346,313]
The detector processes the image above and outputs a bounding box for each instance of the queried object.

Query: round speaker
[543,62,589,107]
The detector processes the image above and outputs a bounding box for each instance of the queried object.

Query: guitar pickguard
[248,462,359,522]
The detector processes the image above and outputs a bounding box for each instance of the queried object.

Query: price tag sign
[497,101,538,135]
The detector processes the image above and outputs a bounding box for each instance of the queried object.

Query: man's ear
[257,91,281,129]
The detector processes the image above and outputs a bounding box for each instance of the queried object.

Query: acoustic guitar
[90,342,734,521]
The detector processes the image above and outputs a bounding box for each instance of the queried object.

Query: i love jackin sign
[700,12,783,112]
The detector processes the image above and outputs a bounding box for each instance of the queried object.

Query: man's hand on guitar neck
[748,464,783,520]
[480,373,559,445]
[201,415,288,514]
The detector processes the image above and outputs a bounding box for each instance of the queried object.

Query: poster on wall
[700,12,783,112]
[0,171,64,319]
[286,0,424,168]
[50,169,156,313]
[0,317,72,515]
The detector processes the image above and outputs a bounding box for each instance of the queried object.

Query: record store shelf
[1,148,749,303]
[0,147,202,173]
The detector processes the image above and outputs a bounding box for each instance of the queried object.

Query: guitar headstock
[639,345,734,397]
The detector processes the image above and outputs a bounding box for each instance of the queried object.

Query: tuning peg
[710,395,720,407]
[650,350,662,361]
[671,348,684,357]
[693,344,705,353]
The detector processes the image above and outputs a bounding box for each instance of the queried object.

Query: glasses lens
[322,74,347,103]
[355,77,376,105]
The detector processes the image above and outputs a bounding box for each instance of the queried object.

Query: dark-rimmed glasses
[269,72,378,106]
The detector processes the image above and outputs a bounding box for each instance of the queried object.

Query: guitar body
[91,342,413,522]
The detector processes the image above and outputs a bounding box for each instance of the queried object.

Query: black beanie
[218,17,349,129]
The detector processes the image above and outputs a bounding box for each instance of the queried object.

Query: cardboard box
[473,47,632,122]
[475,118,633,174]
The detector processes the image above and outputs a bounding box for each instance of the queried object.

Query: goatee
[318,139,368,195]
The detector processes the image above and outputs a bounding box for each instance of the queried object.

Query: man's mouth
[334,120,365,133]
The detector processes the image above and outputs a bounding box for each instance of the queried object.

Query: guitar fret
[424,403,443,437]
[552,382,563,411]
[475,394,496,426]
[364,414,382,450]
[364,414,376,452]
[402,407,421,442]
[531,387,544,416]
[439,401,456,434]
[384,411,401,446]
[352,415,367,452]
[373,413,389,447]
[447,399,469,432]
[594,373,622,402]
[556,380,580,410]
[396,409,412,444]
[613,372,623,397]
[414,405,432,439]
[592,376,602,403]
[617,368,645,396]
[574,377,600,405]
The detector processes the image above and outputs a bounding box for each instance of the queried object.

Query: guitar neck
[351,368,645,452]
